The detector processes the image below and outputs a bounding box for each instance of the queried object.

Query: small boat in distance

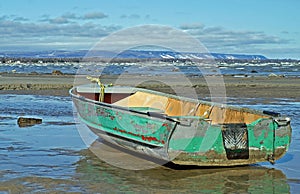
[70,80,292,166]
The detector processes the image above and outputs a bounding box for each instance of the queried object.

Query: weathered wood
[70,84,292,166]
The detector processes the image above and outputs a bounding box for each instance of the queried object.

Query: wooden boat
[70,81,292,166]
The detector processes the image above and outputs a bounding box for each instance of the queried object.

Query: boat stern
[273,117,292,161]
[168,116,292,166]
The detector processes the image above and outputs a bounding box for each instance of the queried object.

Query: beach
[1,0,299,191]
[1,73,300,99]
[0,73,300,193]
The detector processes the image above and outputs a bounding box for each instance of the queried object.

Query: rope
[203,105,214,119]
[86,76,111,102]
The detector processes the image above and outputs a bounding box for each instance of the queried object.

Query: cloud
[39,12,108,24]
[0,15,9,20]
[49,16,70,24]
[179,23,204,30]
[0,15,29,22]
[281,31,289,34]
[179,23,290,55]
[83,12,108,20]
[13,16,29,22]
[61,13,78,20]
[40,14,73,24]
[120,14,127,19]
[120,14,143,19]
[258,47,300,59]
[0,13,296,58]
[145,14,151,20]
[129,14,140,19]
[0,17,120,50]
[90,25,210,53]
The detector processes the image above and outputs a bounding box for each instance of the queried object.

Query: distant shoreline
[1,57,299,64]
[0,73,299,100]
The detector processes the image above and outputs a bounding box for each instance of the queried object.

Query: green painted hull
[70,85,292,166]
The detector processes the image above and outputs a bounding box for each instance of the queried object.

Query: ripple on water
[0,95,299,192]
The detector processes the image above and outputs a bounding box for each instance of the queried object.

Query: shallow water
[0,94,299,193]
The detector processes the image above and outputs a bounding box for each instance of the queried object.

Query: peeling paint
[71,86,292,166]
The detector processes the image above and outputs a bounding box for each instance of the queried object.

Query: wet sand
[0,75,299,192]
[1,73,300,99]
[0,147,291,193]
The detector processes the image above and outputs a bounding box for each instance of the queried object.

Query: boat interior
[74,86,269,125]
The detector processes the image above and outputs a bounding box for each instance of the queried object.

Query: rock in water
[17,117,42,127]
[52,70,63,75]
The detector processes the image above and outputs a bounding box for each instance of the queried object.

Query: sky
[0,0,299,59]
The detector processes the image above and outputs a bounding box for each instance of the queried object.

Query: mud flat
[0,73,299,99]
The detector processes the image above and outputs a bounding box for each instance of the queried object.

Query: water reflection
[76,143,290,193]
[0,95,299,193]
[0,141,290,193]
